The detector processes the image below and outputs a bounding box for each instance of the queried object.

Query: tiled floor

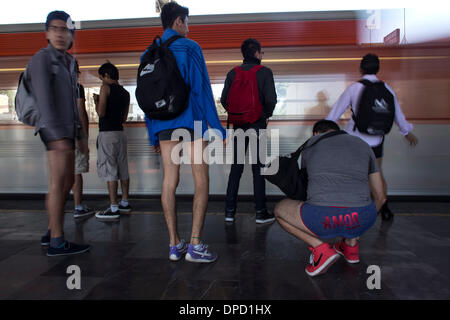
[1,198,450,300]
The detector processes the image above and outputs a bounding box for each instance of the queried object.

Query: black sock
[50,236,65,248]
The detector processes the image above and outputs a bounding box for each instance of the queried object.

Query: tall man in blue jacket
[143,2,226,263]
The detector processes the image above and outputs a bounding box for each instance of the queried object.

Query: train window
[84,86,147,123]
[0,90,17,122]
[211,78,353,120]
[83,84,229,122]
[0,79,351,125]
[272,80,350,118]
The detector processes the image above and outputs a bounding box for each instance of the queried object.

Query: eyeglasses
[48,25,71,34]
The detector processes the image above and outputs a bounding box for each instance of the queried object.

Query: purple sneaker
[185,242,218,263]
[169,239,188,261]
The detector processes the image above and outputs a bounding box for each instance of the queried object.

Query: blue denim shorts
[300,202,377,239]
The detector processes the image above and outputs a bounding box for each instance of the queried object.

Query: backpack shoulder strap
[147,36,161,51]
[310,130,347,147]
[233,66,243,74]
[358,79,373,87]
[292,130,347,159]
[249,65,264,73]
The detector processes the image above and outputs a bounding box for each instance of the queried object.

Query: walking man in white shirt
[326,53,418,220]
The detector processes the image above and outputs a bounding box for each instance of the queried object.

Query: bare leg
[46,140,75,238]
[72,174,83,207]
[187,140,209,245]
[274,198,323,248]
[107,181,118,205]
[120,178,129,201]
[376,157,387,196]
[160,140,181,246]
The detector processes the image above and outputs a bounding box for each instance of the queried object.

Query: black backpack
[263,130,347,200]
[352,79,395,135]
[135,35,190,120]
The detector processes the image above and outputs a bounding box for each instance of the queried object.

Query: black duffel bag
[264,130,346,200]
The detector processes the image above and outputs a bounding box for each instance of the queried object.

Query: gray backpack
[15,53,59,126]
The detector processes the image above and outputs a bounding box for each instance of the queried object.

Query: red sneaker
[305,243,340,277]
[334,239,359,263]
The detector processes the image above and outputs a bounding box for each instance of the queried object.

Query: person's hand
[405,132,418,146]
[152,145,161,153]
[77,137,89,155]
[223,136,229,146]
[93,93,99,105]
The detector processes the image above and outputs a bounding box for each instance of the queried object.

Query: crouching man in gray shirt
[274,120,385,277]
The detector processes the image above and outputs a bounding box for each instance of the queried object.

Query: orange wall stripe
[0,20,357,56]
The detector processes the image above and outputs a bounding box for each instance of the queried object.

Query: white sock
[111,204,119,213]
[75,205,83,211]
[120,199,129,207]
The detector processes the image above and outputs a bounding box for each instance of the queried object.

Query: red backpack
[226,65,263,125]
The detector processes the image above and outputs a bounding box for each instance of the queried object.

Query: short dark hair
[360,53,380,75]
[98,62,119,80]
[241,38,261,60]
[45,10,75,34]
[312,120,340,134]
[160,2,189,30]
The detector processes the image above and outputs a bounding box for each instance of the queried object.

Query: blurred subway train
[0,11,449,196]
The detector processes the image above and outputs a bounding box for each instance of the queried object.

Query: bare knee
[274,199,289,219]
[162,175,179,194]
[274,198,303,221]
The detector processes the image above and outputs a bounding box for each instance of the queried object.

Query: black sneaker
[47,241,90,257]
[255,210,276,224]
[381,206,394,221]
[41,233,50,246]
[118,203,132,213]
[95,207,120,220]
[225,210,235,223]
[74,206,96,218]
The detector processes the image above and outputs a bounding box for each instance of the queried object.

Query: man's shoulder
[226,67,238,75]
[260,65,273,72]
[30,48,49,63]
[308,131,367,147]
[339,134,374,155]
[257,65,274,80]
[349,81,364,90]
[171,37,201,51]
[122,86,131,97]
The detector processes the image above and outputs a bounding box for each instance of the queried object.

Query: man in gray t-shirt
[274,120,386,277]
[301,128,379,208]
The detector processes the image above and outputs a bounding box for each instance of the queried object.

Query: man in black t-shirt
[93,62,131,220]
